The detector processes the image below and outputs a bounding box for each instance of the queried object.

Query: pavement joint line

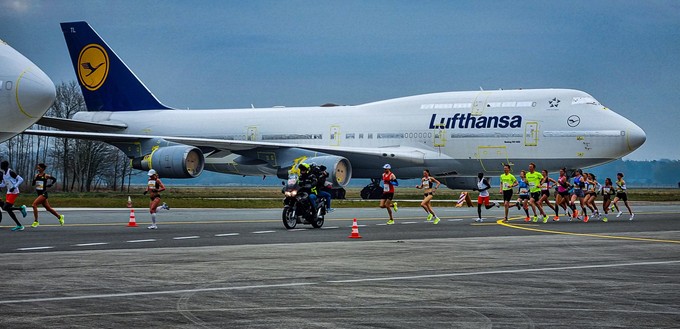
[498,218,680,244]
[2,260,678,305]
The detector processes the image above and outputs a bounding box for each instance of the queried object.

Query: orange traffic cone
[348,218,362,239]
[128,208,138,227]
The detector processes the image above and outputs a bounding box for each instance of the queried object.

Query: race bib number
[603,187,611,193]
[540,183,548,190]
[519,188,529,194]
[147,180,157,189]
[383,184,390,192]
[36,180,45,191]
[502,182,509,189]
[529,182,536,189]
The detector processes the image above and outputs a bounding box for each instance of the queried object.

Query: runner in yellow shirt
[499,164,518,222]
[525,163,547,222]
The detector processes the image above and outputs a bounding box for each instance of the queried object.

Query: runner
[584,173,601,219]
[515,170,532,222]
[525,163,546,223]
[474,172,498,222]
[380,164,398,225]
[0,161,27,231]
[570,169,589,222]
[612,172,634,220]
[499,165,518,222]
[601,177,616,223]
[144,169,169,229]
[554,167,572,221]
[416,169,441,224]
[537,169,558,223]
[30,163,64,227]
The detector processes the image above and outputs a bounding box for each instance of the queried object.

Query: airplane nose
[626,122,646,152]
[16,67,56,118]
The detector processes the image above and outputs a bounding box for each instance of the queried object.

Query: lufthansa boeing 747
[25,21,645,190]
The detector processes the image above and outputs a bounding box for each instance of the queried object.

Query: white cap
[148,169,157,176]
[383,164,391,169]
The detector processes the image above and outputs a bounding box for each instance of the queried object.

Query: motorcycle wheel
[282,206,297,229]
[311,206,325,228]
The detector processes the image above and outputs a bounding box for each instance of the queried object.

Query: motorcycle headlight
[290,190,297,197]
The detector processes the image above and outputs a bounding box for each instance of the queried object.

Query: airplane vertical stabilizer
[61,21,170,111]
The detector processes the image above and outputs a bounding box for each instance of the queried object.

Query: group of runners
[379,163,635,224]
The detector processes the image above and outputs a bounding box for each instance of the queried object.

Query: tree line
[0,81,134,192]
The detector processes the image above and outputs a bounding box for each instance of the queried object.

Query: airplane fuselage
[0,40,55,141]
[73,88,646,179]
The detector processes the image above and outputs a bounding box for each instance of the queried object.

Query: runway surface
[1,203,678,328]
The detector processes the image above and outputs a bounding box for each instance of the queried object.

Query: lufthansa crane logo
[77,44,109,91]
[567,115,581,127]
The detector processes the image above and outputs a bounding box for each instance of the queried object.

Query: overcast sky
[1,0,678,160]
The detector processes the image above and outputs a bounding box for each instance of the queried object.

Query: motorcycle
[281,174,327,229]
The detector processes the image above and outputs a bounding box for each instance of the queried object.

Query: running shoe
[386,219,395,225]
[58,215,65,226]
[573,209,579,218]
[495,202,500,208]
[502,218,508,222]
[433,217,440,225]
[161,202,170,210]
[584,215,589,223]
[542,215,548,224]
[392,202,398,212]
[553,215,559,222]
[426,213,433,221]
[602,216,608,223]
[629,213,635,221]
[11,225,24,231]
[524,216,530,222]
[611,205,616,212]
[532,215,538,223]
[616,211,623,218]
[475,218,483,223]
[327,208,334,213]
[147,225,157,229]
[31,221,39,228]
[20,205,27,218]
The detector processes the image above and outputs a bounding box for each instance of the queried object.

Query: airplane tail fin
[61,21,170,111]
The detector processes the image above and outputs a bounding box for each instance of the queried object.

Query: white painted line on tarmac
[447,219,464,222]
[215,233,240,237]
[74,243,109,247]
[252,230,276,234]
[401,221,418,224]
[321,226,339,229]
[16,246,54,251]
[173,236,200,240]
[127,239,156,243]
[2,260,678,305]
[287,229,307,232]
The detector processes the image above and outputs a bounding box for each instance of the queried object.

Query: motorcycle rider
[312,164,333,212]
[298,163,318,212]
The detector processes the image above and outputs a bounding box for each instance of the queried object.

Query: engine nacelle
[304,155,352,188]
[131,145,205,178]
[442,177,480,190]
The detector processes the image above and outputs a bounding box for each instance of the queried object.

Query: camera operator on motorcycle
[311,164,333,212]
[298,163,319,211]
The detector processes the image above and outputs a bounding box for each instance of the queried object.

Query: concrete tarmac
[0,203,678,328]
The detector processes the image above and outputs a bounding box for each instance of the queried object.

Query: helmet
[148,169,157,176]
[383,164,391,169]
[299,163,310,171]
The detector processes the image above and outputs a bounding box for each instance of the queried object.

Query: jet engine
[303,155,352,188]
[131,145,205,178]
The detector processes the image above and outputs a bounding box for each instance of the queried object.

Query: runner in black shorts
[612,172,634,220]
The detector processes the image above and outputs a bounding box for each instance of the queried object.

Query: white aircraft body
[0,39,55,141]
[26,22,645,189]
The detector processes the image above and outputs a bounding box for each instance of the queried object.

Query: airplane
[0,39,56,142]
[25,21,645,191]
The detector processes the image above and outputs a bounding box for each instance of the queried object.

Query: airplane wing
[22,129,447,165]
[36,116,127,132]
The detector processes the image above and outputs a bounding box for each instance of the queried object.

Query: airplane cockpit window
[571,97,600,106]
